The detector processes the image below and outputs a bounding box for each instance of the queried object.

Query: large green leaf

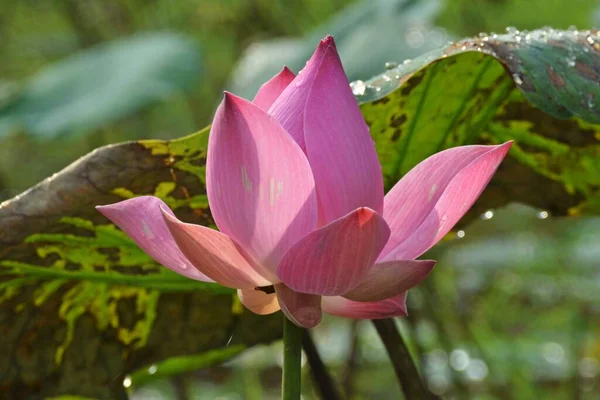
[0,33,201,139]
[359,27,600,215]
[0,28,599,398]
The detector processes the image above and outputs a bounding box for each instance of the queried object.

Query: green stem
[302,331,342,400]
[282,316,303,400]
[372,318,439,400]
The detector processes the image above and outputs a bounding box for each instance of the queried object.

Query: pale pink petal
[96,196,212,282]
[277,207,390,296]
[270,36,383,224]
[252,67,296,111]
[322,294,408,319]
[237,288,280,315]
[207,93,317,272]
[275,283,322,328]
[162,208,272,288]
[380,142,512,261]
[343,260,435,302]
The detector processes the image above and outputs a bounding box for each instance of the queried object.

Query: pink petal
[161,208,272,288]
[237,289,280,315]
[322,293,408,319]
[270,36,383,224]
[277,207,390,296]
[380,142,512,261]
[207,93,318,272]
[275,283,322,328]
[303,40,384,224]
[96,196,212,282]
[343,260,435,302]
[252,67,296,111]
[268,38,328,150]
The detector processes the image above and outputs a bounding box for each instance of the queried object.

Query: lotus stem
[302,330,342,400]
[282,316,303,400]
[372,318,439,400]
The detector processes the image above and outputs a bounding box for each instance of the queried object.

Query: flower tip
[356,207,377,226]
[423,259,437,272]
[496,140,513,156]
[158,205,172,217]
[95,204,113,214]
[221,91,249,112]
[222,90,234,104]
[320,34,335,47]
[279,66,296,78]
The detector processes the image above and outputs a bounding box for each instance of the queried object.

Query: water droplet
[384,61,398,70]
[123,376,132,388]
[478,32,488,38]
[148,364,158,374]
[481,210,494,220]
[587,35,595,45]
[350,80,366,96]
[456,230,465,239]
[406,28,425,48]
[537,210,549,219]
[506,26,519,35]
[403,59,412,65]
[568,25,578,32]
[512,73,524,86]
[567,58,576,67]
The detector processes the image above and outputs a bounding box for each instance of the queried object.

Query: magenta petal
[161,208,272,288]
[275,283,322,328]
[343,260,435,302]
[269,38,329,150]
[96,196,212,282]
[207,93,318,271]
[322,293,408,319]
[380,142,512,261]
[277,207,390,296]
[252,67,296,111]
[237,289,280,315]
[270,36,383,224]
[303,41,384,224]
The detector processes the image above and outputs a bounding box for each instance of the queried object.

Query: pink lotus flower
[97,36,511,328]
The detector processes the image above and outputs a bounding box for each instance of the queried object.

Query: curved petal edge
[238,288,280,315]
[161,207,272,288]
[275,283,322,329]
[343,260,436,302]
[322,293,408,319]
[96,196,212,282]
[277,207,390,296]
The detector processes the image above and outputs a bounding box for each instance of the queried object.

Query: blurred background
[1,0,599,398]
